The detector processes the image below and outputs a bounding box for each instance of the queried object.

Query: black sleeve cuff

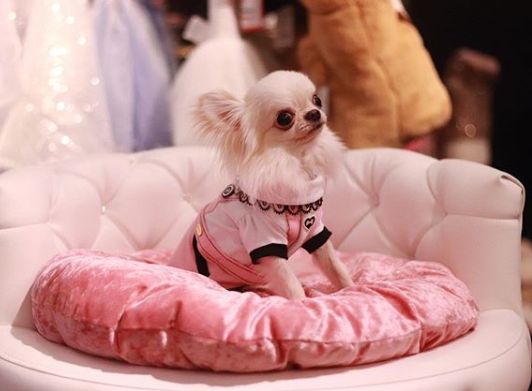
[302,227,332,253]
[250,243,288,264]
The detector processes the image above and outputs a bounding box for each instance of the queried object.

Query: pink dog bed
[31,249,478,372]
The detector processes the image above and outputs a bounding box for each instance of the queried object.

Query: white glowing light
[51,3,61,13]
[60,135,71,145]
[65,16,75,24]
[50,82,69,93]
[77,36,87,46]
[48,76,69,93]
[8,11,17,21]
[464,123,477,138]
[56,101,66,111]
[43,120,58,132]
[48,45,68,57]
[50,66,64,77]
[90,77,100,86]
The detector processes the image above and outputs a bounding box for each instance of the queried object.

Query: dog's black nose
[304,109,321,122]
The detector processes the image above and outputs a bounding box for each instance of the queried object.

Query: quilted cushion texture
[31,249,478,372]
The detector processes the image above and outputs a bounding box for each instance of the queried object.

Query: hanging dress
[0,0,115,168]
[171,0,268,145]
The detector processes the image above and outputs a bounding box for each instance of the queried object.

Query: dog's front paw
[254,256,307,299]
[335,265,354,288]
[337,274,354,289]
[282,283,306,300]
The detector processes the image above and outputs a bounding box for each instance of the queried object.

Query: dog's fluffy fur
[195,71,345,202]
[194,70,353,298]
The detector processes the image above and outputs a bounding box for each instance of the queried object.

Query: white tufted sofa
[0,146,530,391]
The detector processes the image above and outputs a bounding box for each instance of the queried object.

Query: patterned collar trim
[221,184,322,215]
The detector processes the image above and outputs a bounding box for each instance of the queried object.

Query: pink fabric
[169,187,326,289]
[31,249,479,372]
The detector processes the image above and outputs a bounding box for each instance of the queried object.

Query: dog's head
[195,71,344,199]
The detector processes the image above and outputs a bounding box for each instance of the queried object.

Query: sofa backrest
[0,146,525,328]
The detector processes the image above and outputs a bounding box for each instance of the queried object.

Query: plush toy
[297,0,451,148]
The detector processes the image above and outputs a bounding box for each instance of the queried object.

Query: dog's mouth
[309,122,324,132]
[297,122,324,142]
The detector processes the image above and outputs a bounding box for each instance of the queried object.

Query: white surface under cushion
[0,310,529,391]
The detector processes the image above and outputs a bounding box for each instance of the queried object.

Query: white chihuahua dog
[173,71,353,299]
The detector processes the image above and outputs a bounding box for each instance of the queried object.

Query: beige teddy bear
[298,0,451,148]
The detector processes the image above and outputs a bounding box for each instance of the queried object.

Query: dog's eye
[312,94,322,108]
[275,111,294,130]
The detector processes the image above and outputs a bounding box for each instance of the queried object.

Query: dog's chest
[201,192,324,259]
[285,212,320,247]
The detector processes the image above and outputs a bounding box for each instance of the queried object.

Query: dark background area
[408,0,532,240]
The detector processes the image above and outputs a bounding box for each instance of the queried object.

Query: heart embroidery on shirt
[304,216,315,230]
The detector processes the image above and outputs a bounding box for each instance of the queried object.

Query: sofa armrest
[325,148,525,314]
[419,158,524,315]
[0,146,223,328]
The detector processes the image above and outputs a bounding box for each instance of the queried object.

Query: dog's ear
[195,90,243,135]
[194,90,247,169]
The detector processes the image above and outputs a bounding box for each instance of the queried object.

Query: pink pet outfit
[171,177,331,289]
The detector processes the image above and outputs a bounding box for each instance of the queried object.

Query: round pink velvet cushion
[31,250,478,372]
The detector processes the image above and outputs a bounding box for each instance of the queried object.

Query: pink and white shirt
[172,179,331,289]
